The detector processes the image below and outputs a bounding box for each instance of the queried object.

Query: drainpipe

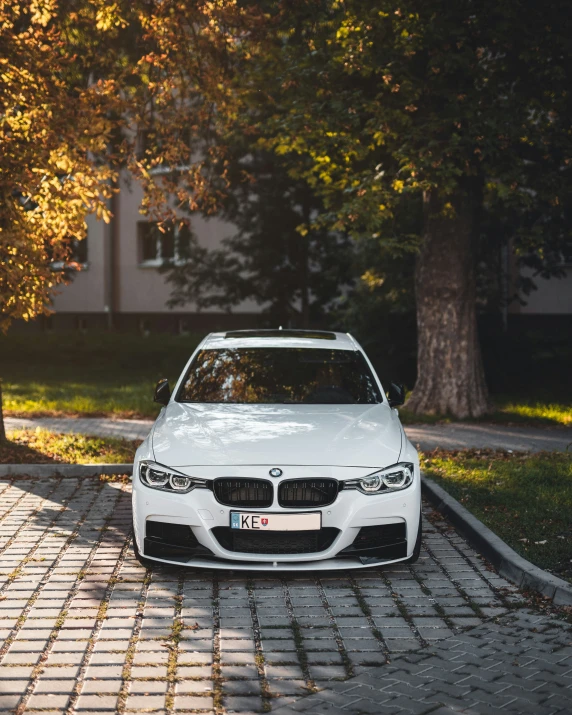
[107,187,120,329]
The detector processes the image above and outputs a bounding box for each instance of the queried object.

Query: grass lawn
[1,331,571,425]
[421,449,572,583]
[399,396,572,426]
[1,332,202,419]
[1,429,141,464]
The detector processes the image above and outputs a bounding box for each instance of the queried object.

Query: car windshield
[177,348,382,404]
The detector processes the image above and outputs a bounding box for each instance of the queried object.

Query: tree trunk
[406,188,491,419]
[0,381,6,443]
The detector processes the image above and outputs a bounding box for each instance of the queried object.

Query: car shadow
[4,475,132,549]
[5,475,411,581]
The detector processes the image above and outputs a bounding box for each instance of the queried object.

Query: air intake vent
[278,479,339,508]
[351,523,406,549]
[213,478,273,508]
[211,527,340,554]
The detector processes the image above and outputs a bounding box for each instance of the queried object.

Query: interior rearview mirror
[387,382,405,407]
[154,378,171,406]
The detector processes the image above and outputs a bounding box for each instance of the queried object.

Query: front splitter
[140,553,409,571]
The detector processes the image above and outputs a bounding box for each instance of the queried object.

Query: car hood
[151,402,402,468]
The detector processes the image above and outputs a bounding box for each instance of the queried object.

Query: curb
[0,463,133,478]
[422,473,572,607]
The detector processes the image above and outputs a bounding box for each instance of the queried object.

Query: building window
[138,222,190,266]
[49,236,88,272]
[70,237,88,264]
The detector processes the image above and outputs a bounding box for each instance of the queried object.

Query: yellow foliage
[0,0,119,333]
[442,201,456,219]
[361,270,385,290]
[95,2,127,31]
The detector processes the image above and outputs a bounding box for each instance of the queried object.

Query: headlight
[343,463,414,494]
[139,461,208,494]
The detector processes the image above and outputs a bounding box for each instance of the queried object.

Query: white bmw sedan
[132,329,421,571]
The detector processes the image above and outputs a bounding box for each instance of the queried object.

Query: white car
[132,329,421,571]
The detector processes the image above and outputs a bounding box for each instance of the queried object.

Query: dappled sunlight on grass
[4,380,159,418]
[1,331,201,419]
[422,449,572,583]
[400,397,572,426]
[1,428,141,464]
[494,399,572,426]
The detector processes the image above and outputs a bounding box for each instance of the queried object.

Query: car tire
[404,512,422,564]
[132,525,154,569]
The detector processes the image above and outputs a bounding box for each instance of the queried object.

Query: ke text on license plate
[230,512,321,531]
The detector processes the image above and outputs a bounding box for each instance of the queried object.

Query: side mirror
[387,382,405,407]
[154,378,171,406]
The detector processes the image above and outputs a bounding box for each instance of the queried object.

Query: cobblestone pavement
[0,476,570,715]
[5,416,572,452]
[273,610,572,715]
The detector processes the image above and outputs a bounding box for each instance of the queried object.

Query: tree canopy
[0,0,119,332]
[1,0,571,421]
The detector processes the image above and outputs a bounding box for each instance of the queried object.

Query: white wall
[51,213,106,313]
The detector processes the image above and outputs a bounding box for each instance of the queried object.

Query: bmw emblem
[269,468,283,478]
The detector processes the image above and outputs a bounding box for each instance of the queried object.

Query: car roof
[202,329,359,351]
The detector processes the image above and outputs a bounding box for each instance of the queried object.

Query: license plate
[230,511,321,531]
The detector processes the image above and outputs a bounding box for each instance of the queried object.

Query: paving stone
[222,695,265,712]
[0,666,35,679]
[125,693,167,709]
[305,652,344,664]
[267,680,309,696]
[260,629,293,639]
[76,694,120,710]
[80,679,123,694]
[34,678,77,694]
[130,666,169,679]
[133,651,169,665]
[176,640,212,655]
[89,652,127,664]
[174,694,215,709]
[27,693,71,708]
[220,639,256,651]
[265,665,305,679]
[0,680,28,694]
[7,640,49,652]
[222,679,264,696]
[308,665,348,680]
[176,679,214,692]
[177,653,213,665]
[51,640,89,652]
[220,651,257,664]
[261,639,298,652]
[2,652,41,664]
[221,664,259,679]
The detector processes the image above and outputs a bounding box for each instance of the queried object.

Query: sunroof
[224,329,337,340]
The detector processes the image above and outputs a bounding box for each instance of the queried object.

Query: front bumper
[132,465,421,571]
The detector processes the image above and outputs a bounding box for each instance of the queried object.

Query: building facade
[20,171,572,334]
[48,172,262,333]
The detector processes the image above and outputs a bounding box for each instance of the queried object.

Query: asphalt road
[5,416,572,452]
